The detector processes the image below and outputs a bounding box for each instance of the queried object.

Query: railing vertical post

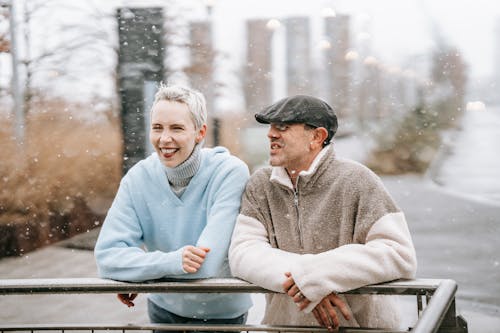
[417,294,423,317]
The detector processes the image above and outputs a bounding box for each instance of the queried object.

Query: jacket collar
[270,144,333,189]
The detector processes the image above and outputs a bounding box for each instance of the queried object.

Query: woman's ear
[195,124,207,144]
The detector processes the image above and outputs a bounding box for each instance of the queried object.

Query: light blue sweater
[94,147,252,319]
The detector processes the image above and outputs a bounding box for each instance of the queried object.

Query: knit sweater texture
[229,145,417,329]
[95,146,252,319]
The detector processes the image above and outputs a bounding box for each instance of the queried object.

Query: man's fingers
[322,298,340,329]
[292,290,306,303]
[282,275,295,292]
[316,304,333,331]
[312,308,325,327]
[329,293,351,321]
[287,285,300,298]
[297,298,311,311]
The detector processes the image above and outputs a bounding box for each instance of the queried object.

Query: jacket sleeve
[186,162,251,278]
[290,211,417,311]
[229,214,302,292]
[94,177,185,282]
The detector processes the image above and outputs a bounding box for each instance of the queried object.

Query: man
[229,95,417,330]
[94,84,251,333]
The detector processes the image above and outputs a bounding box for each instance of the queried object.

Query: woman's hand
[117,293,138,307]
[182,246,210,273]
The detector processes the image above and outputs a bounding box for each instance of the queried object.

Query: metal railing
[0,278,468,333]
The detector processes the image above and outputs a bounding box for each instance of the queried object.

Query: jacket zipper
[293,186,304,249]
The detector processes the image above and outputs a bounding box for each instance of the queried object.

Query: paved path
[383,175,500,329]
[431,106,500,204]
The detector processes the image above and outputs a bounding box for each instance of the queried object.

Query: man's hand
[283,272,311,310]
[117,293,138,307]
[182,246,210,273]
[283,272,351,331]
[312,293,351,332]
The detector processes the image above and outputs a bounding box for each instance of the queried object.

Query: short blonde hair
[152,83,207,130]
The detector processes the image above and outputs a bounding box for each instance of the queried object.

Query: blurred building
[188,19,218,147]
[244,19,273,115]
[493,20,500,103]
[323,14,350,119]
[285,16,312,96]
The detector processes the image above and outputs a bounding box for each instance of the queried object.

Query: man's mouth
[270,143,282,150]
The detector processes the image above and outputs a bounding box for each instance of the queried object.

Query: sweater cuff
[170,246,188,275]
[303,298,321,313]
[290,254,332,303]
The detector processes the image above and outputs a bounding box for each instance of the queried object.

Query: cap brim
[255,114,271,124]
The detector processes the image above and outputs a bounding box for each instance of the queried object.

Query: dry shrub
[366,107,441,175]
[0,100,122,226]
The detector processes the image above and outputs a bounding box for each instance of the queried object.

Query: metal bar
[417,294,423,317]
[0,278,441,295]
[0,278,464,333]
[0,323,407,332]
[411,279,458,333]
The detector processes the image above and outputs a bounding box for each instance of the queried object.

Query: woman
[94,84,251,332]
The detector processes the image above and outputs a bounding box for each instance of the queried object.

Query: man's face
[267,123,316,173]
[150,100,205,168]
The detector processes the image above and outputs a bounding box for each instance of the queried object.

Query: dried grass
[0,101,122,225]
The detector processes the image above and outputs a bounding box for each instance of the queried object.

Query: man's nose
[268,126,279,139]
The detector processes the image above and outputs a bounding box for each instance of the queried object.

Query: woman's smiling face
[149,100,206,168]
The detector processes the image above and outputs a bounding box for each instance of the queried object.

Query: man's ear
[195,124,207,144]
[312,127,328,149]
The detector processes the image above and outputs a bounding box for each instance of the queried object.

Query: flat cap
[255,95,338,141]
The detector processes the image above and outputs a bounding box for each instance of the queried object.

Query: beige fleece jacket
[229,145,417,329]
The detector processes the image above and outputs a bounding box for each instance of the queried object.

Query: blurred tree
[0,6,9,53]
[430,47,468,128]
[16,0,118,116]
[366,47,467,175]
[0,4,11,100]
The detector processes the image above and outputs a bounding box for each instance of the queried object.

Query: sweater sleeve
[229,214,302,292]
[229,173,302,291]
[94,177,185,282]
[290,212,417,311]
[185,162,251,278]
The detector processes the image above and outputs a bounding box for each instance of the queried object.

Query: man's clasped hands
[283,272,351,331]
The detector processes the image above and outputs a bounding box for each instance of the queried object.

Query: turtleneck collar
[165,143,202,189]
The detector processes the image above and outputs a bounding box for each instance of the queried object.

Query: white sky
[6,0,498,105]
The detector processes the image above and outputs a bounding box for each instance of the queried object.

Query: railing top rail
[0,278,464,333]
[0,277,443,295]
[0,323,406,332]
